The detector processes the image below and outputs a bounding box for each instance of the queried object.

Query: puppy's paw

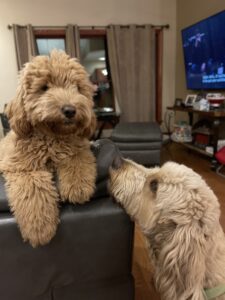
[59,181,95,204]
[20,217,59,247]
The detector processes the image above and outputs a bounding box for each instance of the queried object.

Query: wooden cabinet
[167,106,225,158]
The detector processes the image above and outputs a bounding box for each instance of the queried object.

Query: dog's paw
[59,181,95,204]
[20,218,59,247]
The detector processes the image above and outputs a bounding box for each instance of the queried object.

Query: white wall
[0,0,176,116]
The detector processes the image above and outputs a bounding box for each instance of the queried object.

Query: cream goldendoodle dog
[0,50,97,247]
[110,157,225,300]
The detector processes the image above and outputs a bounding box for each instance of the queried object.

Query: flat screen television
[182,10,225,90]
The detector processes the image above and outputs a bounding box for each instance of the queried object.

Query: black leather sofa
[0,113,10,136]
[0,140,134,300]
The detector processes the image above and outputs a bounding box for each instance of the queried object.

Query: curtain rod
[7,25,66,29]
[79,24,170,29]
[8,24,170,30]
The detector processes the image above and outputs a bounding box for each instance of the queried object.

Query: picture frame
[174,98,183,107]
[184,94,197,107]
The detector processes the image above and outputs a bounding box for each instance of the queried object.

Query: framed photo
[184,94,197,107]
[174,98,183,107]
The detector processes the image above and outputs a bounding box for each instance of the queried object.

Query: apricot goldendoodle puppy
[110,157,225,300]
[0,50,97,247]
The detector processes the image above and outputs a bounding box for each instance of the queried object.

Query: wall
[0,0,176,117]
[176,0,225,100]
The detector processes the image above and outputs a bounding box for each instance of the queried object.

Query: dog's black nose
[62,106,76,119]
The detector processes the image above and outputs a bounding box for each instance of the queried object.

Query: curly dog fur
[110,159,225,299]
[0,50,97,247]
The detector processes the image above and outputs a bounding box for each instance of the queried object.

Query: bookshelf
[167,106,225,158]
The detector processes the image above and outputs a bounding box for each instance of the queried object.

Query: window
[79,30,114,111]
[36,38,65,55]
[34,29,66,55]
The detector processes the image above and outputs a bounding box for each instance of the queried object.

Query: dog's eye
[41,85,48,92]
[150,179,158,193]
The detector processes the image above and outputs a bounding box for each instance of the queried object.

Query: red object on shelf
[207,96,225,108]
[194,133,210,146]
[215,146,225,165]
[207,97,225,105]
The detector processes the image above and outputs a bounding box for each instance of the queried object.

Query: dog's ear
[6,85,32,137]
[82,110,97,139]
[154,216,207,300]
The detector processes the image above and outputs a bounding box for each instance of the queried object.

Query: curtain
[107,25,156,122]
[65,24,80,60]
[12,24,37,70]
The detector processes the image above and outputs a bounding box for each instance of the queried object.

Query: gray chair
[111,122,162,166]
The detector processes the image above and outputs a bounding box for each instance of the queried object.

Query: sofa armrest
[0,197,134,300]
[0,139,120,212]
[92,139,121,198]
[0,176,9,211]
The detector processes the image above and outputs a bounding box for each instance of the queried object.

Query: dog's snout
[112,151,124,170]
[62,106,76,119]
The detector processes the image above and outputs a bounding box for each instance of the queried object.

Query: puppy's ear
[6,85,32,137]
[82,110,97,139]
[155,217,207,300]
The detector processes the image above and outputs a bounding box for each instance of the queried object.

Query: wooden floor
[132,142,225,300]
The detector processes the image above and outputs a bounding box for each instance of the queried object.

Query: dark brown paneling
[34,29,65,38]
[80,29,106,37]
[155,29,163,123]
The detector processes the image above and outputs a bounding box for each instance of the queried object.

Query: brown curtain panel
[13,24,37,70]
[65,25,80,59]
[107,24,156,122]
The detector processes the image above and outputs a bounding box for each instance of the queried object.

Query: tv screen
[182,10,225,90]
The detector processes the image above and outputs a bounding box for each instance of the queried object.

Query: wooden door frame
[155,28,163,123]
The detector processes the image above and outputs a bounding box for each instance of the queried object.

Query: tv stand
[167,106,225,160]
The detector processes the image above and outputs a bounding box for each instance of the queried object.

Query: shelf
[167,106,225,118]
[180,143,213,157]
[167,106,225,160]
